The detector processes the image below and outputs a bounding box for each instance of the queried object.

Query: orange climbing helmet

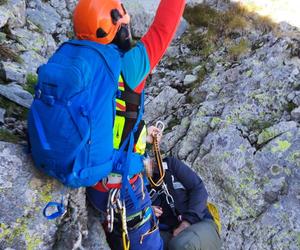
[73,0,130,44]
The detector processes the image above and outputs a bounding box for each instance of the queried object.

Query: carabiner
[149,189,157,198]
[161,182,175,205]
[155,121,165,134]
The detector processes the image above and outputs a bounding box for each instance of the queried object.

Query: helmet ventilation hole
[111,9,122,25]
[96,28,108,38]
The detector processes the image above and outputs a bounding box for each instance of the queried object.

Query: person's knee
[168,237,186,250]
[191,220,221,250]
[168,231,198,250]
[168,220,221,250]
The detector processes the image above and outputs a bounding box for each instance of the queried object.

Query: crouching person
[147,127,222,250]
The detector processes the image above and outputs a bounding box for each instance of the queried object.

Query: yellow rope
[148,136,165,187]
[122,231,130,250]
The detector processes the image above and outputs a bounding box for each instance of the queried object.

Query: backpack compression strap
[115,91,145,208]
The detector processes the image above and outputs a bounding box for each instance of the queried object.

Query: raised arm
[141,0,186,70]
[121,0,186,93]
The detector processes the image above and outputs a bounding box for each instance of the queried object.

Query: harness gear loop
[149,121,165,187]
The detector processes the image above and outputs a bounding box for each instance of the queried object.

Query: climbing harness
[148,121,166,187]
[105,180,153,250]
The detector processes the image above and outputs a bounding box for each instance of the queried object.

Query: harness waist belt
[93,174,139,192]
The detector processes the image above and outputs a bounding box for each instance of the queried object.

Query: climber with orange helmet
[73,0,186,249]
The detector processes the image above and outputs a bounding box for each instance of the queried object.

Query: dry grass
[228,39,250,59]
[182,3,276,59]
[0,45,23,63]
[184,2,275,35]
[0,0,8,5]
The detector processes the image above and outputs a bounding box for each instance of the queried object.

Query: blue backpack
[28,40,121,188]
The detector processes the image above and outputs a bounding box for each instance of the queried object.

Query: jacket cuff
[181,213,200,225]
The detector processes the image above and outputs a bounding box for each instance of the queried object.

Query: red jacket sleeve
[141,0,186,70]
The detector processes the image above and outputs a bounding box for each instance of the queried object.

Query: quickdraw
[106,188,119,233]
[106,188,130,250]
[148,121,166,187]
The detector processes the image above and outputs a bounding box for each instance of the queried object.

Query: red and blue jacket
[92,0,186,194]
[122,0,186,93]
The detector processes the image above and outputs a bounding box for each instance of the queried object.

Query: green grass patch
[0,32,6,43]
[184,3,249,37]
[228,39,250,59]
[197,65,207,83]
[249,119,273,131]
[182,3,275,59]
[285,101,297,113]
[182,4,249,58]
[163,117,180,133]
[251,15,275,33]
[189,64,207,90]
[184,4,220,28]
[0,0,8,5]
[0,129,20,143]
[0,96,28,121]
[181,29,216,58]
[227,15,248,31]
[167,117,180,129]
[24,73,38,95]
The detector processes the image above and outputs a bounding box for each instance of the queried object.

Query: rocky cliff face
[0,0,299,250]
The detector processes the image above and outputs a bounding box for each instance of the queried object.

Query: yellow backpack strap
[113,74,146,154]
[207,202,221,234]
[113,75,126,149]
[134,124,147,155]
[116,75,126,111]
